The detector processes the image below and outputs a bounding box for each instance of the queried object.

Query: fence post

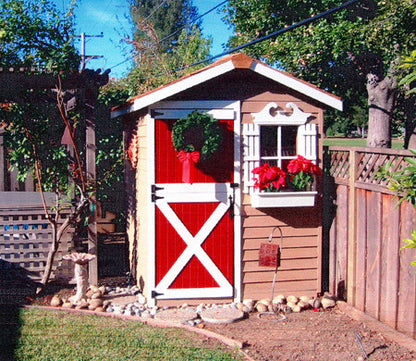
[0,130,4,191]
[347,149,357,303]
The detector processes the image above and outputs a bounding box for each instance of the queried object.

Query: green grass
[2,308,243,361]
[323,137,405,149]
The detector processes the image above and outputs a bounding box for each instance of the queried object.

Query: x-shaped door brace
[155,200,233,293]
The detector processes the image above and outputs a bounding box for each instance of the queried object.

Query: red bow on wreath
[178,150,200,183]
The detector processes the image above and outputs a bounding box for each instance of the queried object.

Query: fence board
[325,146,416,339]
[397,201,416,338]
[365,191,382,319]
[355,188,367,311]
[379,195,400,329]
[335,184,348,299]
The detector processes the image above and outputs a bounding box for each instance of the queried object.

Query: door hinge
[151,109,164,118]
[151,290,164,298]
[151,194,164,202]
[151,185,164,193]
[151,184,164,202]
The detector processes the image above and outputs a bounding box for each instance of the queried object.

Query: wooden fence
[0,192,74,283]
[324,146,416,339]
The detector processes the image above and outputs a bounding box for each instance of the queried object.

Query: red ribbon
[178,150,200,183]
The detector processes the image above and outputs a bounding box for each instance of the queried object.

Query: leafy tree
[0,0,118,291]
[399,50,416,148]
[0,0,79,71]
[130,0,199,53]
[223,0,415,147]
[119,0,211,96]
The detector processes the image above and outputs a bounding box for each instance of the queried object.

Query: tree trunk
[37,195,89,294]
[404,95,416,149]
[366,73,396,148]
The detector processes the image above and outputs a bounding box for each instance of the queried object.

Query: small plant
[403,230,416,266]
[378,150,416,265]
[287,155,322,191]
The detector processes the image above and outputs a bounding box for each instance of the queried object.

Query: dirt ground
[203,307,416,361]
[26,280,416,361]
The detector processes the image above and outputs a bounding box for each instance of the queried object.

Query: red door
[150,102,240,300]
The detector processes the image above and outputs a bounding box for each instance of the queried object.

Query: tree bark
[366,73,396,148]
[403,95,416,149]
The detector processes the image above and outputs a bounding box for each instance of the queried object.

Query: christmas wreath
[172,110,222,162]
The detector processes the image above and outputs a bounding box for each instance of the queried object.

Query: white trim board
[111,55,343,119]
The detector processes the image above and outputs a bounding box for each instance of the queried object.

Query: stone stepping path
[154,308,198,324]
[199,308,244,324]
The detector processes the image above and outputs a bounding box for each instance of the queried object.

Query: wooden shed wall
[239,94,324,299]
[127,70,327,301]
[124,110,149,288]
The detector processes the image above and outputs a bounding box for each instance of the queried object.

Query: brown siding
[239,91,324,300]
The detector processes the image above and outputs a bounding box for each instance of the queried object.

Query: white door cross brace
[155,200,233,296]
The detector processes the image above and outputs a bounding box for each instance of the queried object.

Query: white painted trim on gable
[251,62,343,111]
[111,59,343,119]
[132,61,235,115]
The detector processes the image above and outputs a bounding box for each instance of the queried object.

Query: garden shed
[112,53,343,305]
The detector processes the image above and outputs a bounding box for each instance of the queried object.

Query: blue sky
[53,0,234,79]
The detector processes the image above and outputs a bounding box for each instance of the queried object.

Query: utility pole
[77,32,104,70]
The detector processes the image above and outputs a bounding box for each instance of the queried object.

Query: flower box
[251,191,317,208]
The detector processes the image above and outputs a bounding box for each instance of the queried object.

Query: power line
[75,32,104,70]
[110,0,361,77]
[157,0,228,46]
[108,0,229,71]
[151,0,362,78]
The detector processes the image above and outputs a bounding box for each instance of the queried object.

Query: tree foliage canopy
[0,0,80,71]
[223,0,415,138]
[106,0,211,98]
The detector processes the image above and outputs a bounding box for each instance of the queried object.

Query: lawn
[323,137,405,149]
[1,307,243,361]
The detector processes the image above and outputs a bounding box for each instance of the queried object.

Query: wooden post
[85,87,98,285]
[0,130,4,191]
[347,149,357,303]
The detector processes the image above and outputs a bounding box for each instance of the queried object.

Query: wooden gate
[149,101,241,301]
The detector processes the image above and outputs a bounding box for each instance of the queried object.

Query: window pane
[281,126,297,156]
[260,126,277,157]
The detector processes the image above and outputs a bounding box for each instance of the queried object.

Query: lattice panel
[356,152,408,187]
[328,149,350,181]
[0,208,74,281]
[327,147,415,190]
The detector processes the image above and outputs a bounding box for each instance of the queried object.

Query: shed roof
[111,53,342,118]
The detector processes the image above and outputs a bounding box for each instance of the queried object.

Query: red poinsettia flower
[287,155,321,176]
[252,163,287,191]
[287,155,322,191]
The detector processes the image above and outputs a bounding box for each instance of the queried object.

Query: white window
[243,102,317,194]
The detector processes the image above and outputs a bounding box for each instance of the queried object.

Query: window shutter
[297,123,317,163]
[242,123,260,194]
